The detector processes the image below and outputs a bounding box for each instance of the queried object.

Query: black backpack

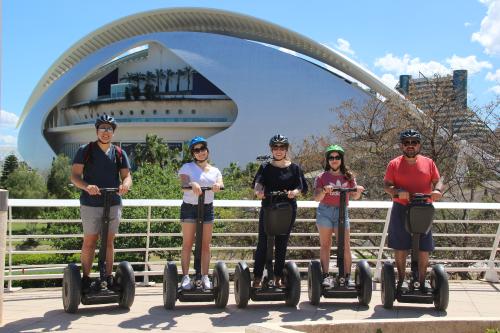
[82,141,123,174]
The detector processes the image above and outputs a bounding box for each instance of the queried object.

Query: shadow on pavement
[2,306,130,333]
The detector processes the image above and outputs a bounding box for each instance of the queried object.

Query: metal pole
[0,189,9,325]
[7,206,11,291]
[143,205,151,285]
[484,220,500,283]
[374,207,392,282]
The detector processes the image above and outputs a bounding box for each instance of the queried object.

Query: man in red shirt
[383,129,444,292]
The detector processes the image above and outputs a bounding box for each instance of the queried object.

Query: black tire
[381,262,395,309]
[234,262,250,308]
[62,263,81,313]
[163,262,178,310]
[284,261,301,307]
[431,264,449,311]
[213,261,229,308]
[116,261,135,309]
[355,260,372,306]
[307,260,322,306]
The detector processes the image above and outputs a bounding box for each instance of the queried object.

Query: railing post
[142,205,152,286]
[0,189,9,325]
[374,206,392,282]
[7,205,12,291]
[484,220,500,283]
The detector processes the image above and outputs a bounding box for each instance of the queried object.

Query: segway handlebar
[182,186,224,191]
[328,187,360,193]
[393,192,432,199]
[264,190,290,197]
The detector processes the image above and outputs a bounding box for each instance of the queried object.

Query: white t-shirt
[178,162,222,204]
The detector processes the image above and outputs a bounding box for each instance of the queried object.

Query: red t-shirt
[314,171,356,207]
[384,155,440,206]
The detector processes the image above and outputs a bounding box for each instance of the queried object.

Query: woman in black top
[252,134,308,288]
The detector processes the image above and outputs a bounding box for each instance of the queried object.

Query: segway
[163,186,229,309]
[381,193,449,311]
[234,191,301,308]
[62,188,135,313]
[308,187,372,306]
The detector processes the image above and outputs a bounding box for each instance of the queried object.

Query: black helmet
[399,129,421,142]
[269,134,289,147]
[95,114,117,130]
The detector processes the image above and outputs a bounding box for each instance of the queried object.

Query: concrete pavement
[2,280,499,332]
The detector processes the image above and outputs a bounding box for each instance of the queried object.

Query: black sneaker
[81,275,92,294]
[106,275,119,292]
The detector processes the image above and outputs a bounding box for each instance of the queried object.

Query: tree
[183,66,194,91]
[1,154,19,187]
[176,69,185,92]
[47,154,74,199]
[143,71,156,100]
[155,68,165,94]
[165,69,174,93]
[134,134,169,168]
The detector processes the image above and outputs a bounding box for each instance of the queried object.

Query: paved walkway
[2,281,499,332]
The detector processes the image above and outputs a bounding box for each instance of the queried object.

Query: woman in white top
[178,136,223,290]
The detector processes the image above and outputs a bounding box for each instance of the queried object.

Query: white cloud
[471,0,500,55]
[489,85,500,94]
[486,69,500,81]
[0,110,19,128]
[0,135,17,145]
[445,55,492,74]
[380,73,399,89]
[374,53,449,77]
[334,38,355,56]
[464,22,472,27]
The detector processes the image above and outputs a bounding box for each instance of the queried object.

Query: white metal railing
[3,199,500,290]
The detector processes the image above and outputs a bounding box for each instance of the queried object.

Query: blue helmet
[189,136,208,150]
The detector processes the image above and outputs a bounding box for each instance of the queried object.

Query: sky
[1,0,499,152]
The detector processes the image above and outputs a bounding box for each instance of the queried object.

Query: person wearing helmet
[71,115,132,292]
[252,134,308,288]
[313,145,364,287]
[178,136,223,290]
[384,129,444,293]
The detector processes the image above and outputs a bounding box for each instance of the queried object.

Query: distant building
[396,70,494,142]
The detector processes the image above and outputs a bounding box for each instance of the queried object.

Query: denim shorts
[388,202,435,251]
[316,203,350,229]
[80,205,122,235]
[180,202,214,224]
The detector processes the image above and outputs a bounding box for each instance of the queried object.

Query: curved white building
[19,8,402,170]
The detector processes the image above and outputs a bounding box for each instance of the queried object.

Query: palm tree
[155,69,165,94]
[165,69,174,93]
[183,66,194,91]
[176,68,185,92]
[120,72,135,84]
[134,134,169,168]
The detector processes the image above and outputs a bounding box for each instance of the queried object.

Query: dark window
[110,111,114,116]
[141,110,145,115]
[165,109,170,114]
[97,68,118,97]
[130,110,134,115]
[178,109,183,114]
[153,109,157,115]
[191,109,196,114]
[119,110,123,115]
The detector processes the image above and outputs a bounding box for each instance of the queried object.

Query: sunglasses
[97,127,114,133]
[192,147,207,154]
[328,155,342,161]
[402,140,420,146]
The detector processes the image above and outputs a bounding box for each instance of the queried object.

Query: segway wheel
[213,261,230,308]
[355,260,372,306]
[381,262,395,309]
[307,260,322,305]
[431,264,449,311]
[234,262,250,308]
[163,262,178,310]
[62,263,81,313]
[284,261,301,307]
[116,261,135,309]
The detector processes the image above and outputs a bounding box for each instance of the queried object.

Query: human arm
[118,168,132,196]
[70,163,100,196]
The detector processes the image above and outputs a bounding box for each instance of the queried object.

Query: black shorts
[388,202,435,251]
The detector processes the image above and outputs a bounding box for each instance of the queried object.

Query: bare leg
[81,234,98,276]
[181,222,196,275]
[317,226,333,274]
[106,233,115,275]
[201,223,213,275]
[418,251,429,284]
[395,250,409,281]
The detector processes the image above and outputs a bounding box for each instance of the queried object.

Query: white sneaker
[322,276,333,288]
[181,275,192,290]
[202,275,212,289]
